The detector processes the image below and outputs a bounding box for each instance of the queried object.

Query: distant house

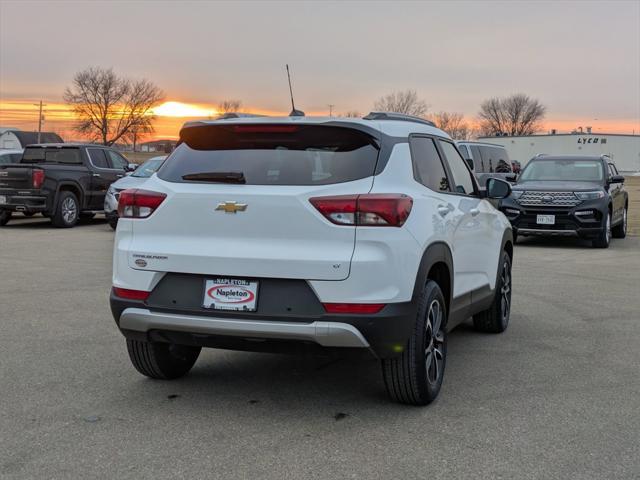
[0,130,64,149]
[139,139,177,153]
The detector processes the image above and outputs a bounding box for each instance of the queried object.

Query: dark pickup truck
[0,143,134,228]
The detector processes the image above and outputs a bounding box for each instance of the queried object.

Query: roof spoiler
[363,111,436,127]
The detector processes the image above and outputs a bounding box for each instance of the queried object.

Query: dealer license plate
[203,278,259,312]
[0,195,6,205]
[536,214,555,225]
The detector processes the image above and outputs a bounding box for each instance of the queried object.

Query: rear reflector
[113,287,150,301]
[32,169,45,189]
[118,189,167,218]
[310,194,413,227]
[323,303,386,314]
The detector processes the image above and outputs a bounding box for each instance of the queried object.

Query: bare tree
[343,110,361,118]
[63,67,164,146]
[217,99,242,114]
[373,89,429,117]
[428,111,474,140]
[478,93,546,136]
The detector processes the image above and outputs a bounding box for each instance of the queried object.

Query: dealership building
[478,132,640,172]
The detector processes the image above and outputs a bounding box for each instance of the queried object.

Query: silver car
[104,156,166,229]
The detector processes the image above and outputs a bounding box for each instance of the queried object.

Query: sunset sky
[1,0,639,141]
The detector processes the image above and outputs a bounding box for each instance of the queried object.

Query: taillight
[323,303,386,314]
[32,169,45,189]
[117,189,166,218]
[113,287,150,301]
[310,194,412,227]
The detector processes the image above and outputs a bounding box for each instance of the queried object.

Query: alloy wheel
[500,260,511,324]
[424,299,445,385]
[606,212,611,243]
[61,197,77,224]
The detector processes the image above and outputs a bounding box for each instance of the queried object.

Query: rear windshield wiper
[182,171,246,184]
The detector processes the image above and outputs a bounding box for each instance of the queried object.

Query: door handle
[470,208,480,217]
[116,174,124,178]
[438,205,451,217]
[92,173,101,178]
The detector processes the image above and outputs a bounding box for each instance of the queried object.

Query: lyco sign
[577,137,607,145]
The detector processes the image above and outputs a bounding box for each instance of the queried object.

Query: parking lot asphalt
[1,218,639,480]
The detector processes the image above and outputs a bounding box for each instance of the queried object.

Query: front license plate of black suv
[203,278,259,311]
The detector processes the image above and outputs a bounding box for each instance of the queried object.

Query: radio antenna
[286,64,304,117]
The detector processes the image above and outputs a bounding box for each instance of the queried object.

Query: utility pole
[328,104,334,117]
[33,100,47,143]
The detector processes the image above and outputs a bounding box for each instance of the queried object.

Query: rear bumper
[110,290,417,359]
[0,194,48,212]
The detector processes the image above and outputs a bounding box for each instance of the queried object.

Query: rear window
[22,147,82,164]
[158,124,380,185]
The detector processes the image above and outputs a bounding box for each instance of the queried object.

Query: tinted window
[88,149,109,168]
[520,159,604,182]
[439,141,476,195]
[132,158,165,178]
[107,150,128,170]
[409,136,450,192]
[159,125,379,185]
[458,144,469,158]
[22,147,82,164]
[470,145,484,172]
[608,163,618,176]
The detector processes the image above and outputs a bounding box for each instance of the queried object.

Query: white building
[478,133,640,172]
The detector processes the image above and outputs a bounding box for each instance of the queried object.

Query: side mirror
[486,178,511,199]
[127,163,137,172]
[609,175,625,184]
[465,158,474,170]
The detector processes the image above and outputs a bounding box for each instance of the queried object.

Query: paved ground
[1,218,639,480]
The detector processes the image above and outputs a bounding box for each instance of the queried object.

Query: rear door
[127,124,380,281]
[87,148,122,209]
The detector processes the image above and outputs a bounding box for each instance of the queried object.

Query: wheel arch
[413,242,454,313]
[55,182,84,209]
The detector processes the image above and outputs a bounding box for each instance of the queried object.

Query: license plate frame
[536,214,555,225]
[203,278,259,312]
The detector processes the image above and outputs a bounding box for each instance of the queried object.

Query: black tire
[473,251,512,333]
[108,217,118,230]
[381,280,447,406]
[51,191,79,228]
[126,339,201,380]
[611,206,627,239]
[0,210,11,226]
[592,210,611,248]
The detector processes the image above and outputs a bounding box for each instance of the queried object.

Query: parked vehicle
[0,143,134,227]
[105,156,166,230]
[0,149,23,165]
[457,141,515,185]
[511,160,522,174]
[500,154,628,248]
[110,113,514,405]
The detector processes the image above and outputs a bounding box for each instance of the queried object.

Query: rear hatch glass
[158,124,380,185]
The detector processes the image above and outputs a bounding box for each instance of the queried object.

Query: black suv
[500,155,628,248]
[0,143,134,228]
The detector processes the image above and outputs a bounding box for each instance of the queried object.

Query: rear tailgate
[0,165,33,190]
[124,123,381,281]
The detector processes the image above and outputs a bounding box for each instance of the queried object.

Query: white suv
[110,112,514,405]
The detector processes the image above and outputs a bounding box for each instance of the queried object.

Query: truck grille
[517,191,581,207]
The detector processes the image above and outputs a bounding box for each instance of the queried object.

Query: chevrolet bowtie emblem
[215,201,248,214]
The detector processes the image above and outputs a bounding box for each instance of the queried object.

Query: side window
[409,136,451,192]
[107,151,128,170]
[457,145,473,170]
[470,145,484,172]
[493,147,512,173]
[608,163,618,176]
[87,148,109,169]
[439,140,476,195]
[479,146,494,172]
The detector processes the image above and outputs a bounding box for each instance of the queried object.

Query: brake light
[118,189,166,218]
[310,194,412,227]
[113,287,150,301]
[32,169,45,189]
[233,125,299,133]
[323,303,386,314]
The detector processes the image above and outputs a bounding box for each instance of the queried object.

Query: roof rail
[216,112,268,120]
[363,111,436,127]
